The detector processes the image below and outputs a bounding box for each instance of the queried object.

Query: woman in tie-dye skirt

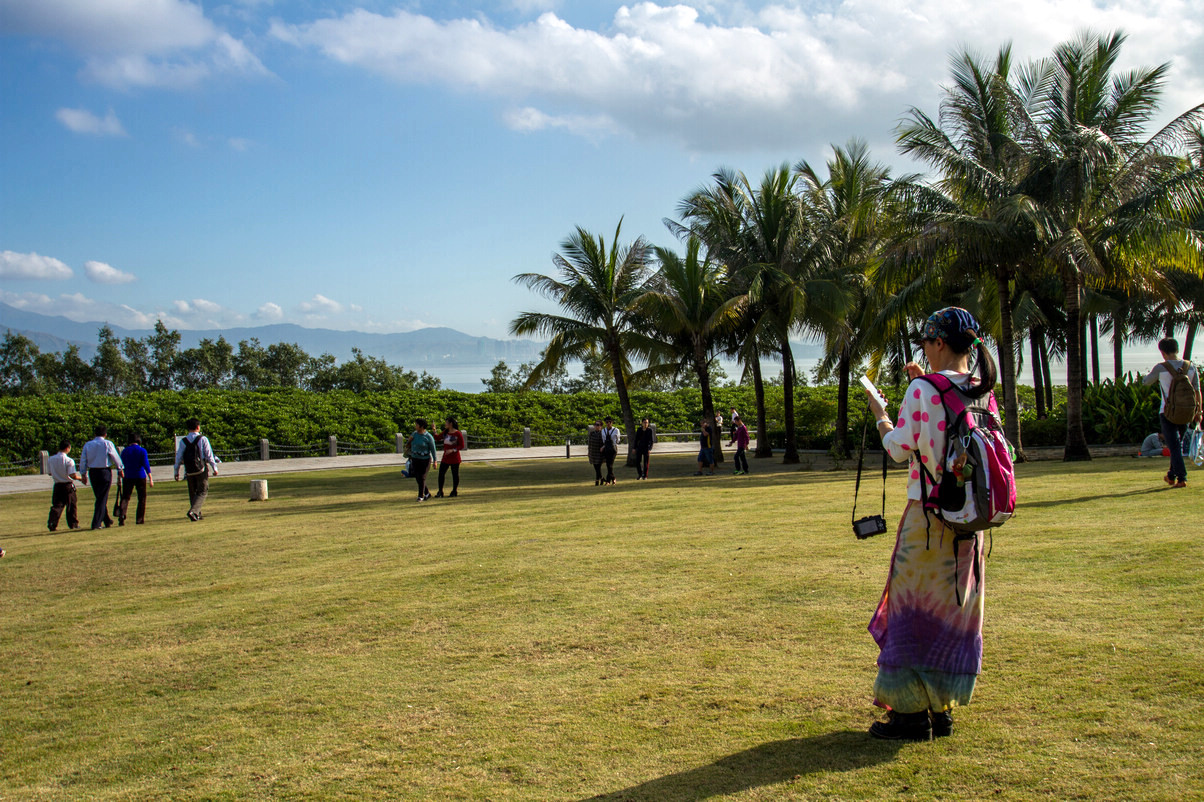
[863,307,996,741]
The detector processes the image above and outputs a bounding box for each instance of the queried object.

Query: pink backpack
[917,373,1017,534]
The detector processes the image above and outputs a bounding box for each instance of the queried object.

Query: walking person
[407,418,438,501]
[47,439,83,532]
[436,416,466,498]
[174,418,218,521]
[694,417,715,476]
[118,434,153,525]
[587,419,605,485]
[862,306,997,741]
[600,416,621,485]
[729,414,750,475]
[1143,337,1203,488]
[79,424,124,530]
[633,417,655,479]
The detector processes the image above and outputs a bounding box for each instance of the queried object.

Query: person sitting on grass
[694,417,715,476]
[1138,432,1166,458]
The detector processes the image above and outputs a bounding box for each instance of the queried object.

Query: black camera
[853,515,888,539]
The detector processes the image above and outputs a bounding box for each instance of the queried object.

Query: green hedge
[0,378,1161,465]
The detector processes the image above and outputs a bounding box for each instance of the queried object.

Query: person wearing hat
[599,416,621,485]
[862,306,998,742]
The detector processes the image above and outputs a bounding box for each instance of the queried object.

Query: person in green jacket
[407,418,438,501]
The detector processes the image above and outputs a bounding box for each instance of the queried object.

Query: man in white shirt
[47,439,83,531]
[174,417,219,521]
[1143,337,1203,488]
[79,425,124,530]
[600,416,621,485]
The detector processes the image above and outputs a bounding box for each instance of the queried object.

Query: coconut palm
[1016,31,1204,458]
[634,236,747,461]
[893,45,1047,456]
[795,140,894,456]
[674,170,776,458]
[510,219,653,464]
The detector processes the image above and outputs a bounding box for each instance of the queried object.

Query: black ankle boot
[869,710,932,741]
[930,709,953,738]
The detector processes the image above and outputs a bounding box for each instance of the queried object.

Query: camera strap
[852,419,887,525]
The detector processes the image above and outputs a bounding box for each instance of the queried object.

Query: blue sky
[2,0,1202,340]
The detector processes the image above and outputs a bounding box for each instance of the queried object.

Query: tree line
[0,321,443,395]
[510,31,1204,464]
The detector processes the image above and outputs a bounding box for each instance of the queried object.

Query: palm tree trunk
[781,342,799,464]
[1031,332,1046,420]
[834,345,851,458]
[1040,336,1053,412]
[1062,274,1091,460]
[694,347,722,465]
[1089,314,1100,385]
[1184,321,1198,361]
[1079,317,1089,391]
[1112,318,1123,379]
[752,357,771,458]
[608,345,639,468]
[996,271,1023,458]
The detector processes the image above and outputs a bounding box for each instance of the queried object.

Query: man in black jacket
[633,417,655,479]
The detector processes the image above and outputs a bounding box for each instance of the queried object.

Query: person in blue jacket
[118,433,154,525]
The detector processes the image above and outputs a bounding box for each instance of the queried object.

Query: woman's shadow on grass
[580,729,905,801]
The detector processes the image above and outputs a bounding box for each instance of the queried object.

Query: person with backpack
[862,307,1001,742]
[1143,337,1203,489]
[174,418,218,521]
[599,416,621,485]
[407,418,438,501]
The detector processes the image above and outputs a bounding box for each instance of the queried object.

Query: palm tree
[510,219,653,464]
[634,236,746,461]
[674,170,775,458]
[894,45,1044,457]
[679,166,817,463]
[795,140,893,456]
[1020,30,1204,459]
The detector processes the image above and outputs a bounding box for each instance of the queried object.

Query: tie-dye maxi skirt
[868,501,985,714]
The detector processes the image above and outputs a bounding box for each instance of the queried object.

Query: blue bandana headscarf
[921,307,980,343]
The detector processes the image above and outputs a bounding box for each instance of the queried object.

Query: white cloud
[256,301,284,321]
[83,259,136,284]
[55,107,126,137]
[0,288,171,328]
[298,293,344,315]
[228,136,251,151]
[272,1,1204,151]
[1,0,268,89]
[0,250,74,280]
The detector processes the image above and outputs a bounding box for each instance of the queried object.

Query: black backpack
[182,437,205,474]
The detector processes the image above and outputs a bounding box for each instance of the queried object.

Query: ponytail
[959,329,996,399]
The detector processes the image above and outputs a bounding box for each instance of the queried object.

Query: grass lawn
[1,454,1202,800]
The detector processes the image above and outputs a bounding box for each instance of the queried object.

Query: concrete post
[650,423,657,445]
[328,435,337,458]
[40,450,50,474]
[396,433,406,454]
[523,427,531,448]
[250,479,269,501]
[260,438,270,461]
[566,439,571,458]
[174,435,183,459]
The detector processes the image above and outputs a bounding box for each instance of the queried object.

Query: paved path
[0,440,729,496]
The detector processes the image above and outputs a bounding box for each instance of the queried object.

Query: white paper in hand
[860,375,888,412]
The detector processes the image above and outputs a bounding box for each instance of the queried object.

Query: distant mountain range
[0,303,545,368]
